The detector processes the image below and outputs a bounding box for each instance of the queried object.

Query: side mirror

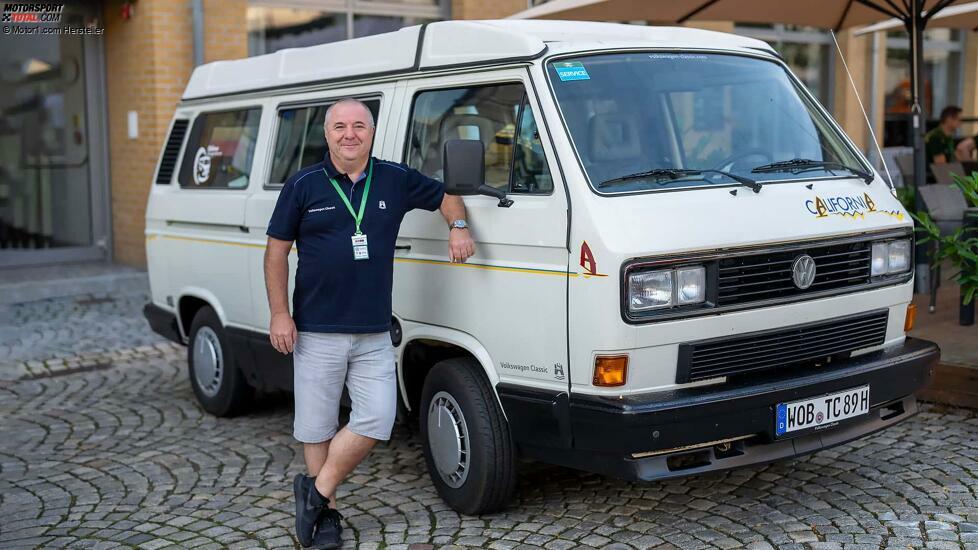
[442,139,513,207]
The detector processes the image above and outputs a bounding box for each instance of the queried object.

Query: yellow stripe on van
[147,234,583,277]
[147,234,296,250]
[394,257,577,277]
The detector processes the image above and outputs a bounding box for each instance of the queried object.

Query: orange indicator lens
[593,355,628,387]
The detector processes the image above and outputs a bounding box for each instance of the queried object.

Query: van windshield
[547,52,868,193]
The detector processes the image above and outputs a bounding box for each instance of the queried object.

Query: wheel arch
[396,321,505,420]
[176,288,227,340]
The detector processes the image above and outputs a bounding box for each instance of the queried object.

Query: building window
[247,1,447,56]
[883,29,963,147]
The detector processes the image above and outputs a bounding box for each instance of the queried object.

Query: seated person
[956,133,977,161]
[925,106,961,166]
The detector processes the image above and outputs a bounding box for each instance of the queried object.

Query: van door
[243,89,391,369]
[391,71,570,396]
[156,105,264,328]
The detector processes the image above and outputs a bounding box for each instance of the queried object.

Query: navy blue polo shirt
[266,154,444,333]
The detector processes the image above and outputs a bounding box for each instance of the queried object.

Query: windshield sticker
[648,54,708,60]
[192,144,221,186]
[554,61,590,81]
[805,193,904,221]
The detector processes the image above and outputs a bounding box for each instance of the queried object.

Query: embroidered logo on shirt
[379,201,386,210]
[308,206,335,213]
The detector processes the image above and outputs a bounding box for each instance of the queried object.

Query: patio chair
[895,153,914,185]
[931,162,964,185]
[917,183,969,312]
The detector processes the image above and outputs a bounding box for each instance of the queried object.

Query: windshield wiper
[598,168,762,193]
[750,158,873,184]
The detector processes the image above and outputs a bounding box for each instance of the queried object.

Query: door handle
[394,245,412,252]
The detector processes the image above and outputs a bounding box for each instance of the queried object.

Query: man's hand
[449,228,475,263]
[270,312,297,354]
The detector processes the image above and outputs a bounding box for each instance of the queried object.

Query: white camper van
[144,20,940,514]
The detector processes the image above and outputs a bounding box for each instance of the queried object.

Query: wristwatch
[449,219,468,230]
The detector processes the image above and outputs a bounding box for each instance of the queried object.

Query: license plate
[775,385,870,437]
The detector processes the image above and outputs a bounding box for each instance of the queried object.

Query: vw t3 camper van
[143,20,940,514]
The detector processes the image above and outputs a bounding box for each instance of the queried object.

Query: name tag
[352,233,369,261]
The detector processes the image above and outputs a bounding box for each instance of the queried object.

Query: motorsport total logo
[804,192,904,221]
[2,3,64,23]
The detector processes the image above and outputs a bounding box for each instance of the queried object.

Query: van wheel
[187,306,251,417]
[420,357,517,515]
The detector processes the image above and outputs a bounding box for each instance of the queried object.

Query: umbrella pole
[909,0,931,294]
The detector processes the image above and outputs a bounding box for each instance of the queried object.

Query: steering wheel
[714,148,772,173]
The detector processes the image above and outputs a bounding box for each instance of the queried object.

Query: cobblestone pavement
[2,264,978,549]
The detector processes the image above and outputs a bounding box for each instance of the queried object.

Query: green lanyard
[325,158,373,235]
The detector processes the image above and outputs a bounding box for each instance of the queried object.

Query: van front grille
[676,310,889,383]
[716,240,871,307]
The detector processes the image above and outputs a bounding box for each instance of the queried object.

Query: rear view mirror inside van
[443,139,513,207]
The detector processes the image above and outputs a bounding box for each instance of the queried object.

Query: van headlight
[628,266,706,312]
[871,238,911,277]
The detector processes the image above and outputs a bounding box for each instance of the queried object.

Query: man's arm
[439,194,475,263]
[264,237,296,354]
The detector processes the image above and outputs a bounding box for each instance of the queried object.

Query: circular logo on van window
[193,146,211,185]
[792,254,817,290]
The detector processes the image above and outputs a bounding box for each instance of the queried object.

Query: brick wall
[103,0,246,268]
[451,0,527,19]
[832,29,871,152]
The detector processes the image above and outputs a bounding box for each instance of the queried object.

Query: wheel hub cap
[192,326,223,397]
[427,391,470,488]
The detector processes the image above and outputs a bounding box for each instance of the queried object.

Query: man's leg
[293,333,349,507]
[303,442,337,507]
[313,429,376,499]
[314,332,396,502]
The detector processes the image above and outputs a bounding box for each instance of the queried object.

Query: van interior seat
[422,114,497,177]
[586,113,645,181]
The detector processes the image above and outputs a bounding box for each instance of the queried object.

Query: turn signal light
[593,355,628,387]
[905,304,916,332]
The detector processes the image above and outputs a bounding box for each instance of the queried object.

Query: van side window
[268,99,381,186]
[178,108,261,189]
[512,97,553,194]
[406,84,551,194]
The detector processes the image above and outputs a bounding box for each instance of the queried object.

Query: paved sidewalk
[1,263,977,549]
[0,262,165,378]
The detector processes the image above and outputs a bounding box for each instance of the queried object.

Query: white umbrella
[856,1,978,34]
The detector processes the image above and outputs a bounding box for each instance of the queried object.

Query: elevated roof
[182,20,776,100]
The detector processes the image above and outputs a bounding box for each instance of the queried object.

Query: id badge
[352,233,369,261]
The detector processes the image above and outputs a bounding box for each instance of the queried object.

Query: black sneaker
[311,508,343,550]
[293,474,328,547]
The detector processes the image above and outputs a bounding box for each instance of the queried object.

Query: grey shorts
[292,331,397,443]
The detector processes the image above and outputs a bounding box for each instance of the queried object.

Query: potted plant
[953,171,978,229]
[913,210,978,326]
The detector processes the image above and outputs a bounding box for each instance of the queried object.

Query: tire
[420,357,517,515]
[187,306,252,417]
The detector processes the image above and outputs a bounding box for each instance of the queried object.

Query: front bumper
[498,337,939,481]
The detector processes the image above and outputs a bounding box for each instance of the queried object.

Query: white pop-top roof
[182,20,776,100]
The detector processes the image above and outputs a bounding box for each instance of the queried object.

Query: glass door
[0,2,108,266]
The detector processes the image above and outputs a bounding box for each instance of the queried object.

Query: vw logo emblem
[792,255,817,289]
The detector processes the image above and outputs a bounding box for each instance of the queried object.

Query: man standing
[263,98,473,549]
